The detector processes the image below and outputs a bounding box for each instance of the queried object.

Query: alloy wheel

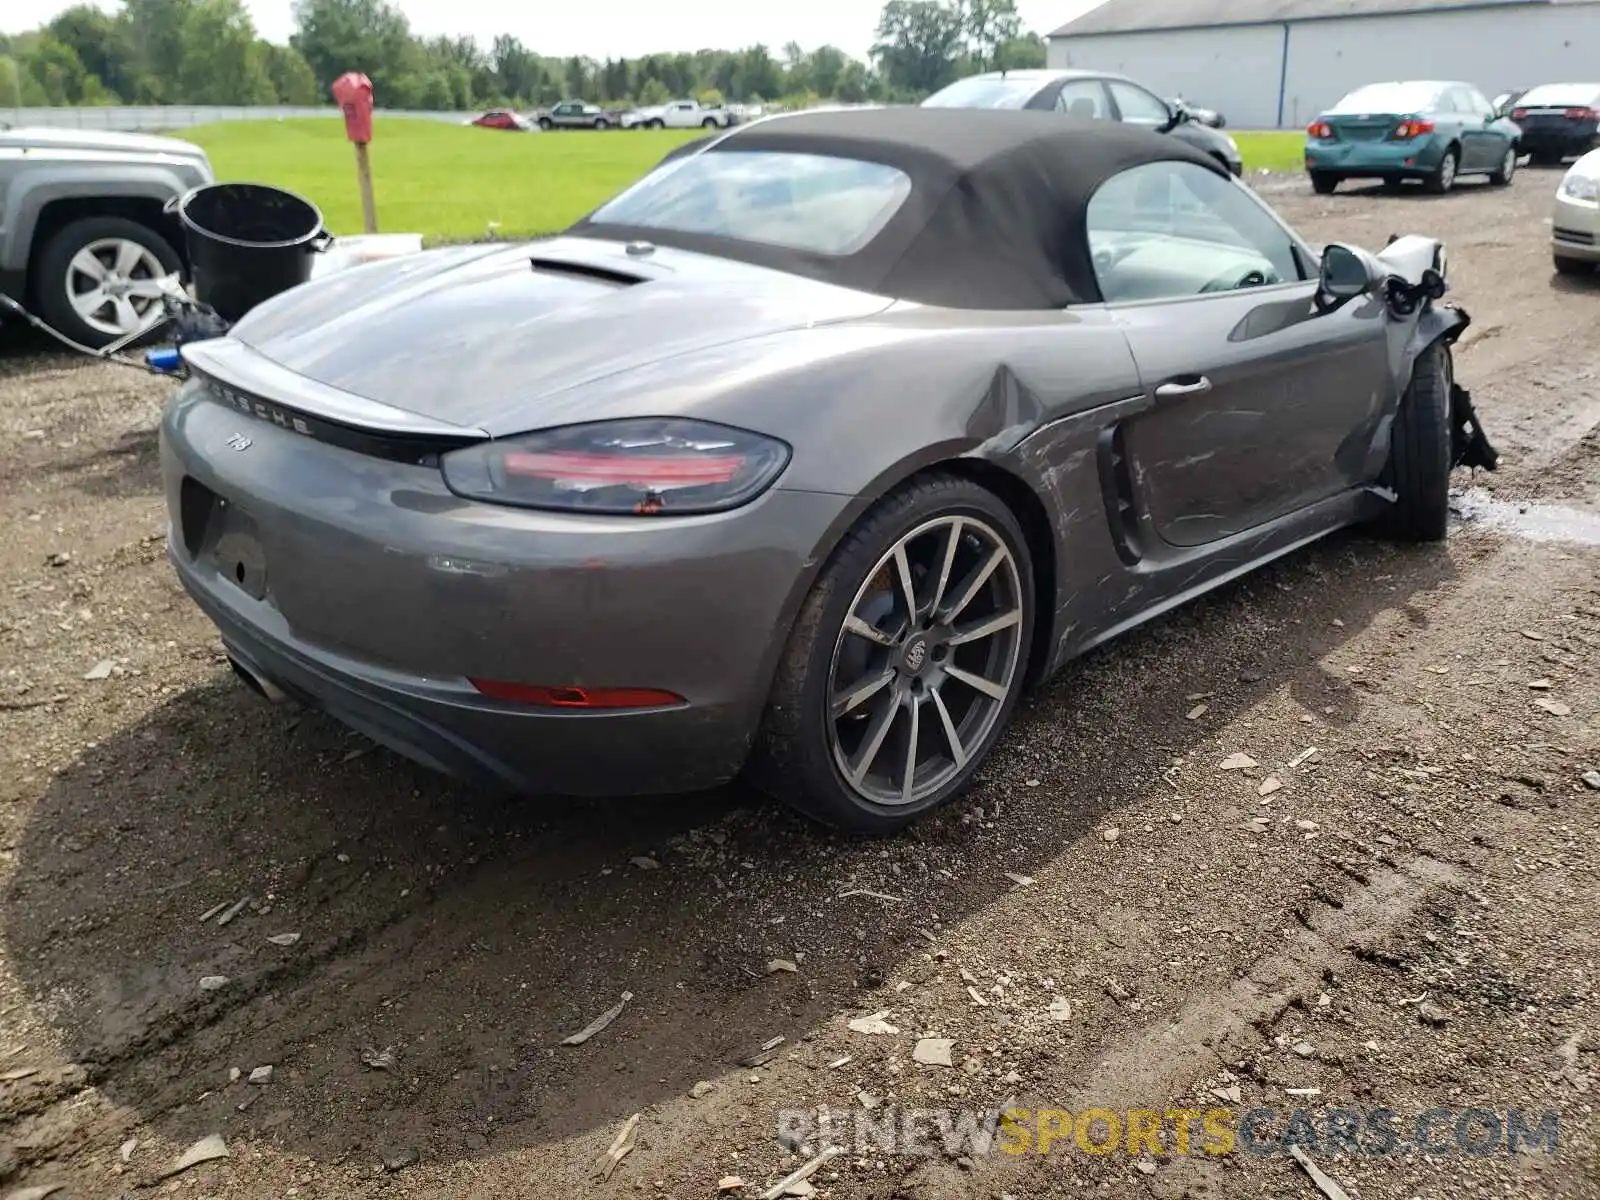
[1438,152,1457,191]
[826,514,1025,807]
[64,237,167,338]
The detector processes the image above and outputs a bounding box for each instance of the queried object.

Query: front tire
[1426,146,1460,194]
[750,475,1034,833]
[593,118,609,130]
[1554,254,1593,277]
[1376,342,1453,542]
[32,216,181,350]
[537,116,553,130]
[1310,171,1340,195]
[1489,144,1517,185]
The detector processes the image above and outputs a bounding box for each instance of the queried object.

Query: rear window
[589,150,912,256]
[922,76,1041,109]
[1329,82,1445,114]
[1516,84,1600,108]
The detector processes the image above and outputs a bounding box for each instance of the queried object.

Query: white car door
[665,102,697,129]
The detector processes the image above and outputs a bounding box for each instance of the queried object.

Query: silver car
[0,126,213,348]
[160,109,1495,832]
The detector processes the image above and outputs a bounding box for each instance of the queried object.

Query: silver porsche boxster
[160,108,1497,832]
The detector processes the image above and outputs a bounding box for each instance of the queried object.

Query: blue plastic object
[145,347,183,374]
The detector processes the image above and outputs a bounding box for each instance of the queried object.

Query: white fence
[4,105,470,132]
[5,103,773,133]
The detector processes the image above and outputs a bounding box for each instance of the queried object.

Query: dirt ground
[1,167,1597,1200]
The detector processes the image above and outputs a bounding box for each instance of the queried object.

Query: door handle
[1154,376,1212,398]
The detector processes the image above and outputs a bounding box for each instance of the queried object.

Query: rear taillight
[1393,119,1436,139]
[1566,107,1598,121]
[1307,121,1333,139]
[440,418,790,516]
[1511,108,1528,121]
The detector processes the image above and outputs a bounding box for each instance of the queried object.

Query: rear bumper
[1519,130,1599,157]
[173,548,761,794]
[1304,138,1447,177]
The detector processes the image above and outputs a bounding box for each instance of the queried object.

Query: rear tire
[701,117,717,128]
[594,117,609,130]
[537,116,552,130]
[1425,146,1459,194]
[1376,342,1453,542]
[749,474,1035,834]
[1554,254,1593,277]
[1310,171,1340,195]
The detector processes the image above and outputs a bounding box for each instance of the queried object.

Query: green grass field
[1233,131,1306,174]
[185,118,706,242]
[186,118,1307,243]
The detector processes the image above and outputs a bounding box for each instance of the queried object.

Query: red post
[331,72,377,233]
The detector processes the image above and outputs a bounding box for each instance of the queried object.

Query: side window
[1054,80,1109,120]
[1107,81,1172,127]
[1465,87,1495,117]
[1085,162,1304,304]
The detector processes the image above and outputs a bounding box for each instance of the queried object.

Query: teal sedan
[1305,80,1522,195]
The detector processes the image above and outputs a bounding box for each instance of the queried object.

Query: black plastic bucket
[169,182,332,323]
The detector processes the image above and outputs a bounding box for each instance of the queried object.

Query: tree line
[0,0,1044,112]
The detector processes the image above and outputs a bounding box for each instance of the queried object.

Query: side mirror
[1161,104,1188,132]
[1320,242,1383,301]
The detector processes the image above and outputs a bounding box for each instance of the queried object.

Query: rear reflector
[469,679,684,709]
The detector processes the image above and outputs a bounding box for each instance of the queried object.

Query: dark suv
[1509,82,1600,165]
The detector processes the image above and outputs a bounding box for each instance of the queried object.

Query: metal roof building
[1048,0,1600,128]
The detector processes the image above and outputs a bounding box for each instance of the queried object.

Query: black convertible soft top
[569,107,1229,309]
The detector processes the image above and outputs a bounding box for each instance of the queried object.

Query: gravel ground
[0,167,1597,1200]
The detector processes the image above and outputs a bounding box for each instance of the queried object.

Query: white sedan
[1553,149,1600,276]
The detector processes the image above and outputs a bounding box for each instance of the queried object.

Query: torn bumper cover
[1451,382,1499,472]
[1439,307,1500,472]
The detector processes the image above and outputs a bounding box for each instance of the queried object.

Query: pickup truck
[535,101,616,130]
[0,125,214,349]
[621,99,736,130]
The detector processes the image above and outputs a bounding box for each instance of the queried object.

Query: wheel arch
[3,170,188,281]
[772,452,1061,700]
[23,196,186,310]
[1401,303,1470,382]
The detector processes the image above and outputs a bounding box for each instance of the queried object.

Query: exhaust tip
[228,655,289,704]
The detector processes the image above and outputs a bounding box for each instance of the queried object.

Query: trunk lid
[1322,113,1405,142]
[224,237,893,435]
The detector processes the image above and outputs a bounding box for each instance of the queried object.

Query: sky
[12,0,1107,61]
